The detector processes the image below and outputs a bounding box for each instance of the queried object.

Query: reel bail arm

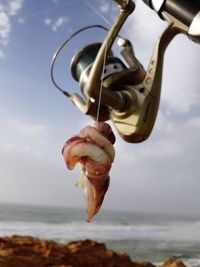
[70,0,135,120]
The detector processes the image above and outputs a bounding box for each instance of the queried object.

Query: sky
[0,0,200,216]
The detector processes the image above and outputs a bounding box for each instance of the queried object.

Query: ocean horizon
[0,202,200,267]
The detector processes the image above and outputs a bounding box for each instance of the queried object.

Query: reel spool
[70,43,127,93]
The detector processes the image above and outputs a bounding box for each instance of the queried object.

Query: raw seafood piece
[62,122,115,222]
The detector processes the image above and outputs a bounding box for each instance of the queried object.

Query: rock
[0,235,185,267]
[159,258,187,267]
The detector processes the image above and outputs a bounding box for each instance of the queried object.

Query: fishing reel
[143,0,200,44]
[51,0,200,143]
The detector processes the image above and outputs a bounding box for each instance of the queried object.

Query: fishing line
[18,0,79,23]
[51,25,109,97]
[96,45,108,122]
[84,0,112,26]
[95,0,114,122]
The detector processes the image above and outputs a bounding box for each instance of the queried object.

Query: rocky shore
[0,235,186,267]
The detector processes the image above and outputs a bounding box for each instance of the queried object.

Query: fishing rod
[51,0,200,143]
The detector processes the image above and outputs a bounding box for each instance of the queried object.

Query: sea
[0,203,200,267]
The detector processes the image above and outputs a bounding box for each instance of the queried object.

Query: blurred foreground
[0,235,186,267]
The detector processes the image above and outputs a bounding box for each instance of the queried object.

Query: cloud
[0,0,24,57]
[108,110,200,214]
[115,110,200,167]
[0,145,71,206]
[96,0,118,15]
[162,37,200,113]
[44,16,69,32]
[83,0,118,26]
[98,1,111,14]
[52,16,68,31]
[0,7,11,46]
[53,0,60,4]
[44,17,52,26]
[7,0,24,16]
[0,115,81,207]
[189,117,200,127]
[0,119,48,158]
[0,48,5,58]
[8,119,46,139]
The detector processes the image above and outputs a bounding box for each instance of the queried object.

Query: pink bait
[62,122,115,222]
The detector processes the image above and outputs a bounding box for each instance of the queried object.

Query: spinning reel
[51,0,200,143]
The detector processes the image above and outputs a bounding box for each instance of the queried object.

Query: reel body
[51,0,200,143]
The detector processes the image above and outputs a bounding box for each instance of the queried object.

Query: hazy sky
[0,0,200,216]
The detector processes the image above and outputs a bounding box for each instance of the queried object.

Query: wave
[1,220,200,267]
[1,220,200,243]
[183,257,200,267]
